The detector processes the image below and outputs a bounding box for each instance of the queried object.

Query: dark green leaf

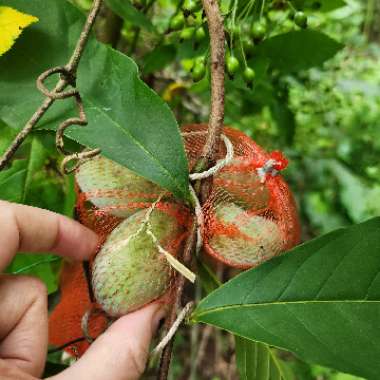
[0,160,27,202]
[235,337,294,380]
[193,218,380,379]
[22,137,46,202]
[0,0,190,200]
[43,359,68,376]
[255,31,343,73]
[270,96,296,146]
[105,0,155,32]
[0,121,18,156]
[197,258,221,295]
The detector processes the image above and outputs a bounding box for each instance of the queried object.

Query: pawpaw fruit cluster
[75,124,300,317]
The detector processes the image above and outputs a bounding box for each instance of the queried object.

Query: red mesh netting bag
[182,124,300,269]
[49,159,191,356]
[49,123,300,356]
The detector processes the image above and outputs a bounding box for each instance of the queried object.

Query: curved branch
[0,0,103,171]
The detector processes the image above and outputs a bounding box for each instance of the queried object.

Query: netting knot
[257,151,288,183]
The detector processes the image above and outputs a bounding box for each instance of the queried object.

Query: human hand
[0,201,165,380]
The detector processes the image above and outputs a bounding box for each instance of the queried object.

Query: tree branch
[157,0,225,378]
[201,0,226,165]
[0,0,103,172]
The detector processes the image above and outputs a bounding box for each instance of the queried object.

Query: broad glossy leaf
[0,0,190,200]
[235,337,293,380]
[105,0,155,32]
[193,218,380,379]
[255,31,343,73]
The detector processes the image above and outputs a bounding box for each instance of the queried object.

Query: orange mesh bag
[49,159,191,357]
[49,261,109,357]
[182,124,300,269]
[49,123,300,356]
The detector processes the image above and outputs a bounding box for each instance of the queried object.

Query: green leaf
[105,0,155,32]
[197,259,221,295]
[21,136,46,202]
[326,160,380,223]
[255,30,343,73]
[0,0,190,201]
[193,218,380,379]
[0,121,18,155]
[235,337,294,380]
[270,95,296,146]
[0,159,26,202]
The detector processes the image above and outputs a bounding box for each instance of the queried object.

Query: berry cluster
[166,0,309,86]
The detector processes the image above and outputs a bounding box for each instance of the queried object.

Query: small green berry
[243,67,256,85]
[226,55,240,78]
[192,62,206,81]
[183,0,201,13]
[170,13,185,31]
[250,22,266,42]
[294,11,308,28]
[195,26,206,42]
[180,27,195,41]
[242,38,255,57]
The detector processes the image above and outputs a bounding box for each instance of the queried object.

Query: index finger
[0,201,98,271]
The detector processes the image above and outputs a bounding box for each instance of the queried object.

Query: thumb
[49,302,166,380]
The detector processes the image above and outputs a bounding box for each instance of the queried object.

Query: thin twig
[152,301,194,357]
[0,0,103,172]
[157,0,225,378]
[158,221,197,380]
